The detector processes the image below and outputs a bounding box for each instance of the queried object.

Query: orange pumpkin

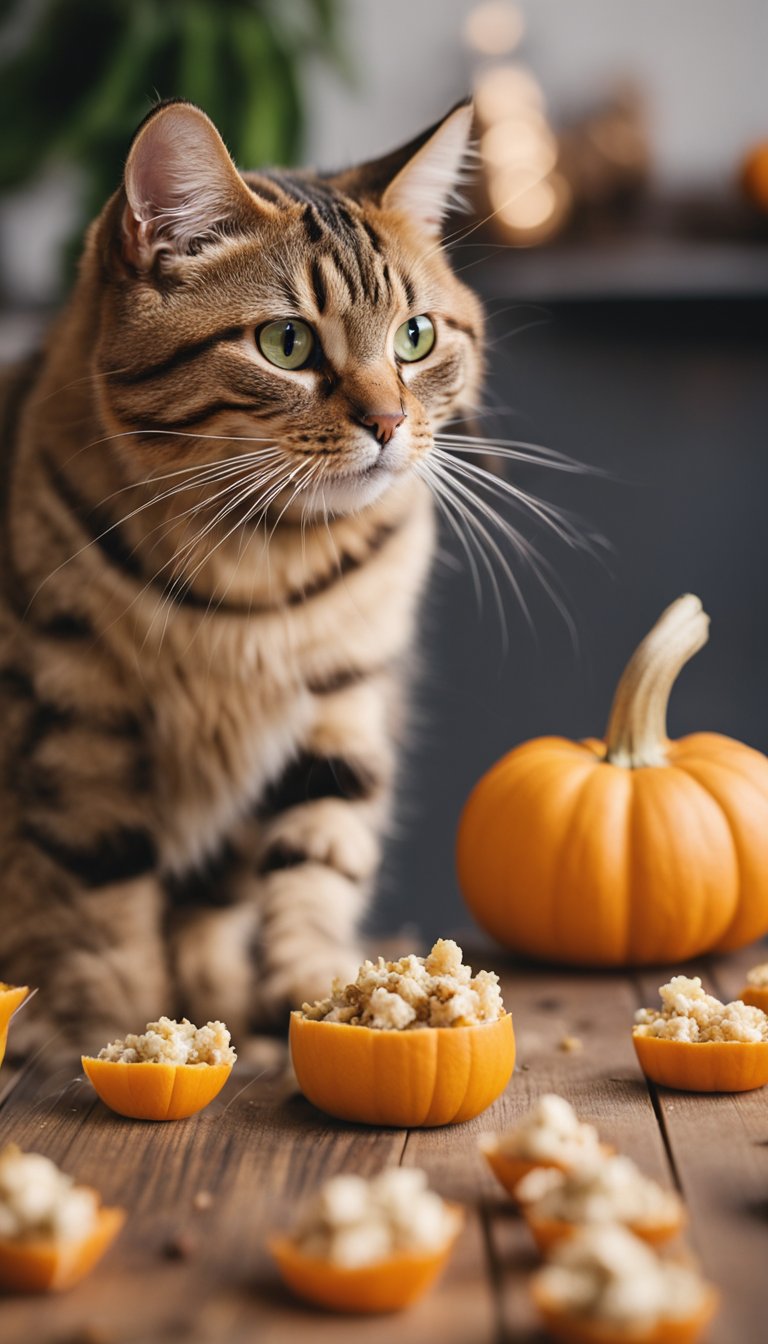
[0,1203,124,1293]
[289,1012,514,1127]
[457,595,768,965]
[741,984,768,1013]
[81,1057,233,1120]
[0,984,33,1069]
[268,1213,462,1313]
[632,1032,768,1093]
[531,1278,719,1344]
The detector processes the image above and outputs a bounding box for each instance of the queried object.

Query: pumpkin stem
[604,594,710,768]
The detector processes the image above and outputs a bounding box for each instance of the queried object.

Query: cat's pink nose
[359,409,406,445]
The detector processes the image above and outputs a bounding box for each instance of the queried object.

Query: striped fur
[0,102,483,1051]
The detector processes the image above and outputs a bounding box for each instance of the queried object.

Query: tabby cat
[0,99,483,1052]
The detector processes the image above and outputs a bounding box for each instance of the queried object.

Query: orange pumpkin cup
[739,984,768,1013]
[0,984,33,1069]
[0,1202,125,1293]
[632,1032,768,1093]
[81,1057,233,1120]
[481,1141,614,1202]
[268,1210,462,1314]
[289,1012,514,1127]
[531,1279,719,1344]
[523,1206,685,1256]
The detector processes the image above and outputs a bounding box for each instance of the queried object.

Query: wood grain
[0,944,765,1342]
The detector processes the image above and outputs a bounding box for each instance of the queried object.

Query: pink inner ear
[123,104,253,260]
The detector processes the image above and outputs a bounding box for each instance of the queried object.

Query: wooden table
[1,941,765,1343]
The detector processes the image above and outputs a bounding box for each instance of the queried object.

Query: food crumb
[559,1035,583,1053]
[164,1231,198,1260]
[193,1190,213,1212]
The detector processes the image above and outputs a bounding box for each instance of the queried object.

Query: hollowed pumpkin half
[524,1207,685,1256]
[740,984,768,1013]
[457,596,768,966]
[531,1279,719,1344]
[0,1204,125,1293]
[81,1057,233,1120]
[0,984,32,1069]
[633,1033,768,1093]
[269,1217,461,1313]
[289,1012,514,1127]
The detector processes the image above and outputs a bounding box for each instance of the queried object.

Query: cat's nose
[357,409,406,445]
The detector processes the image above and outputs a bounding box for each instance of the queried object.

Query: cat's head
[90,100,484,517]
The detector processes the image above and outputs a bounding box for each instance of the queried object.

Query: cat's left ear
[338,102,474,237]
[121,99,261,270]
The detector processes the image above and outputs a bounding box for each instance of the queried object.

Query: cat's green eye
[258,319,315,370]
[393,314,435,363]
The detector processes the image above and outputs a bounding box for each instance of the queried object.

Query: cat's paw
[251,946,363,1028]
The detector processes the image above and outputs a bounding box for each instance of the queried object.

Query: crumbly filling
[634,976,768,1043]
[746,961,768,989]
[517,1154,682,1229]
[0,1145,98,1243]
[292,1168,460,1268]
[535,1224,708,1328]
[486,1093,603,1167]
[299,939,504,1029]
[97,1016,236,1064]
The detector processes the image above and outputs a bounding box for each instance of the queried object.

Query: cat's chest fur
[145,481,434,873]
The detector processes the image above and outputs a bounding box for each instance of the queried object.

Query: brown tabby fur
[0,101,483,1053]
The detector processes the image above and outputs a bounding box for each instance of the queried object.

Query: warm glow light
[498,179,557,229]
[474,64,545,124]
[464,2,525,56]
[481,117,558,175]
[490,171,571,242]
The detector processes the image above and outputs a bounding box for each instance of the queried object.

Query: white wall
[305,0,767,189]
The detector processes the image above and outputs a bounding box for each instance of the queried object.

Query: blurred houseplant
[0,0,343,294]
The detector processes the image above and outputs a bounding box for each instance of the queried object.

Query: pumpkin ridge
[626,767,738,962]
[671,755,768,951]
[545,765,617,961]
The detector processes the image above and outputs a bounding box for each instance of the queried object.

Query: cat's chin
[301,465,403,518]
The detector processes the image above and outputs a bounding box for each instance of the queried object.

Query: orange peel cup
[480,1141,614,1203]
[80,1057,233,1121]
[523,1206,685,1256]
[268,1210,463,1314]
[632,1031,768,1093]
[0,1201,125,1294]
[530,1278,719,1344]
[0,984,34,1069]
[289,1012,515,1127]
[739,983,768,1014]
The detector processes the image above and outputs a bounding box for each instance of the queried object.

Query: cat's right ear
[121,101,260,271]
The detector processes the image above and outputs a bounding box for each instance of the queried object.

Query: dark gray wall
[372,298,768,941]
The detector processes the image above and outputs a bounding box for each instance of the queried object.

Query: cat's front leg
[251,674,398,1022]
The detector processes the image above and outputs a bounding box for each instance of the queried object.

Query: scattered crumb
[193,1190,213,1212]
[164,1231,198,1260]
[559,1035,583,1053]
